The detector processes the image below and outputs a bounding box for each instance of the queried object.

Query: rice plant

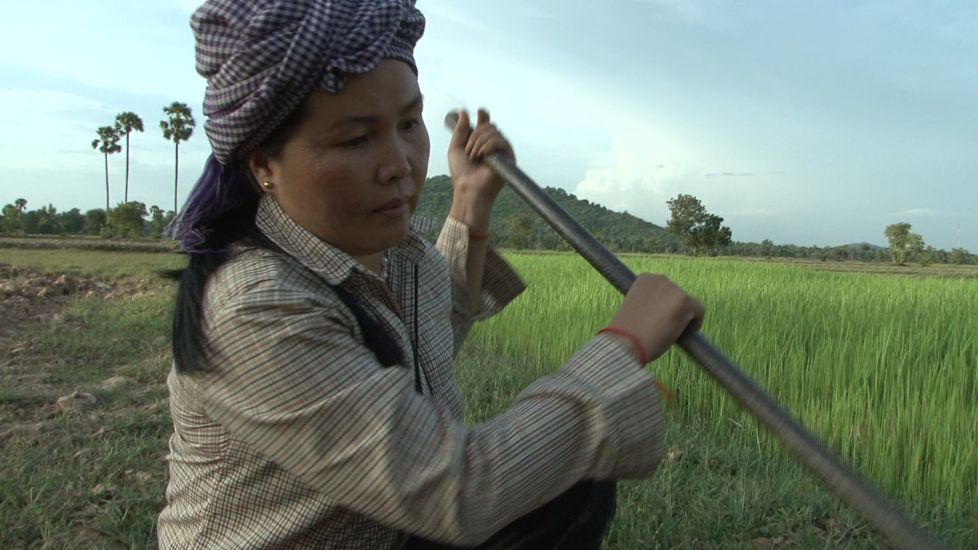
[460,252,977,543]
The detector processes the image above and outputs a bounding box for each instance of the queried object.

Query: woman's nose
[377,139,411,184]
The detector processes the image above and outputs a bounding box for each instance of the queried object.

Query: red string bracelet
[654,380,677,403]
[597,327,650,364]
[469,231,490,241]
[598,327,675,402]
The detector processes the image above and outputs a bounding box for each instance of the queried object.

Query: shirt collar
[255,195,428,286]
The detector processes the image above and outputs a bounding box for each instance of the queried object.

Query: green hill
[414,175,679,252]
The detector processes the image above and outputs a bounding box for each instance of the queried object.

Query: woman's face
[251,59,430,258]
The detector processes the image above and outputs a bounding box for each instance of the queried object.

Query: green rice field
[459,252,977,546]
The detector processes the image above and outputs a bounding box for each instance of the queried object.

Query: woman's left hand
[447,109,515,231]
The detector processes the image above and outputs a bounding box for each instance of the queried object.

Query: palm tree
[115,111,144,203]
[14,198,27,213]
[92,126,122,211]
[160,102,196,214]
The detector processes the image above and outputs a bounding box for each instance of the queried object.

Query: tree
[92,126,122,211]
[115,111,144,203]
[906,232,926,265]
[919,245,937,267]
[505,215,533,249]
[23,204,61,234]
[104,201,148,238]
[951,248,969,265]
[160,102,196,214]
[14,198,27,213]
[884,222,912,265]
[1,204,21,233]
[883,222,924,265]
[83,209,107,235]
[59,208,85,234]
[149,205,175,237]
[666,194,732,255]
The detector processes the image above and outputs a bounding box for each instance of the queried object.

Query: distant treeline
[0,200,173,240]
[3,177,975,265]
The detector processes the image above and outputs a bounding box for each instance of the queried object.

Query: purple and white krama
[166,0,425,251]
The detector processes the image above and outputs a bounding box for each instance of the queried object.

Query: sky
[1,0,976,251]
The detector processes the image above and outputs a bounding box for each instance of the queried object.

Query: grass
[0,235,177,253]
[1,250,178,549]
[0,248,185,279]
[2,248,975,548]
[459,253,977,547]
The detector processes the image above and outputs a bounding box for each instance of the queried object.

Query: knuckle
[639,273,660,283]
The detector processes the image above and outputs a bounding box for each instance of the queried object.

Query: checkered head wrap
[193,0,425,164]
[166,0,424,251]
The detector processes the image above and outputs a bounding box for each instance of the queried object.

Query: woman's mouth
[374,197,409,218]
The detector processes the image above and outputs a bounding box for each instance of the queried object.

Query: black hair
[168,104,306,374]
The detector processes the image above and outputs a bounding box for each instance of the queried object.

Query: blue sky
[1,0,975,251]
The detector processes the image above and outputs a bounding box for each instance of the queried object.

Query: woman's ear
[247,149,276,193]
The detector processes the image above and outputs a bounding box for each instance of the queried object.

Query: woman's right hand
[605,274,705,363]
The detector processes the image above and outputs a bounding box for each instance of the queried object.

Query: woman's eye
[400,118,420,132]
[339,135,368,148]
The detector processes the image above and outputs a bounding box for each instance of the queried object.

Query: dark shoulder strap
[329,283,405,369]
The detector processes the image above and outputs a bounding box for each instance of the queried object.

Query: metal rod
[445,112,941,549]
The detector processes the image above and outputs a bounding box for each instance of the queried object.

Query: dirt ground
[2,264,104,335]
[0,264,148,436]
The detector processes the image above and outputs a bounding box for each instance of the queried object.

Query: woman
[158,1,704,548]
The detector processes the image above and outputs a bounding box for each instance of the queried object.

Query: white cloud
[573,130,688,220]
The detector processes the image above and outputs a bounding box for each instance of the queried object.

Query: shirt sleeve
[199,275,664,546]
[435,216,526,352]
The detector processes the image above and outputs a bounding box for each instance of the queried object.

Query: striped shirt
[158,196,666,548]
